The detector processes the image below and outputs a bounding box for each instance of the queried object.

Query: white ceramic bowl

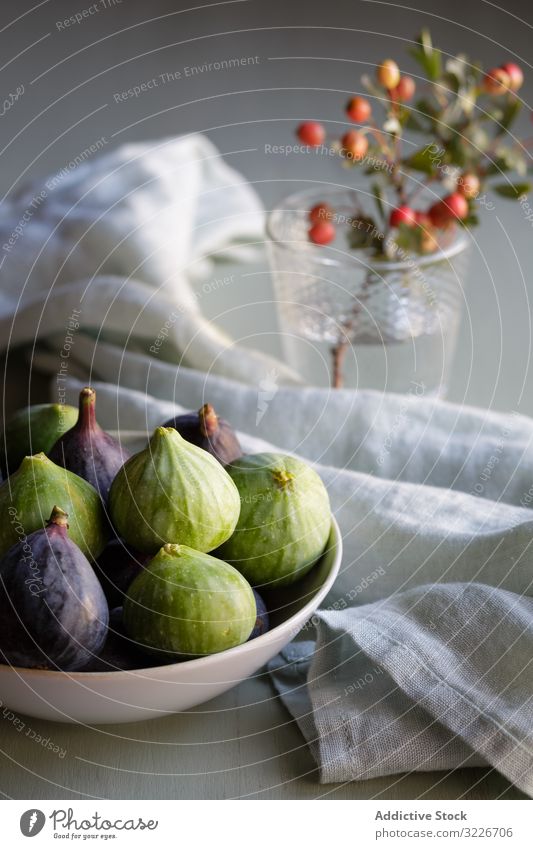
[0,519,341,725]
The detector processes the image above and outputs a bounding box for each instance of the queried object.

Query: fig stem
[163,543,181,556]
[78,387,97,430]
[47,506,70,529]
[199,404,219,438]
[272,469,295,490]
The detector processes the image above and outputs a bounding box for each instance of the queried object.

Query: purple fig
[95,539,148,608]
[163,403,242,466]
[0,506,109,670]
[80,607,160,672]
[249,589,270,640]
[49,387,130,503]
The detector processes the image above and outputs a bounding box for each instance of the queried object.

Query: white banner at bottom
[2,799,532,847]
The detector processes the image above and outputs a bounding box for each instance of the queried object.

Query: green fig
[217,453,332,588]
[109,427,241,554]
[2,403,78,475]
[123,543,256,657]
[0,453,108,560]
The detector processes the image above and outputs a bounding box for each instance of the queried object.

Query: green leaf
[465,126,490,154]
[499,98,522,132]
[460,213,479,227]
[403,111,427,132]
[489,146,528,177]
[394,224,420,252]
[346,216,378,250]
[445,55,469,87]
[418,28,433,53]
[445,136,467,168]
[442,72,461,94]
[409,29,442,81]
[491,182,531,198]
[403,145,441,174]
[415,98,438,121]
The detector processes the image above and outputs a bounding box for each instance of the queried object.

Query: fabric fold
[269,584,533,794]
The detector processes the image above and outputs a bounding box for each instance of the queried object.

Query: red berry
[443,192,469,219]
[377,59,401,90]
[297,121,326,146]
[341,130,369,161]
[309,203,333,224]
[482,67,510,95]
[389,205,417,228]
[308,221,335,245]
[346,96,372,123]
[501,62,523,92]
[428,201,449,228]
[391,76,416,102]
[414,210,432,228]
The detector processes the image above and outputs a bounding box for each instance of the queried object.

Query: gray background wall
[1,0,532,413]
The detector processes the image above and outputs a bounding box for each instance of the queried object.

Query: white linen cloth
[0,134,297,385]
[0,137,532,792]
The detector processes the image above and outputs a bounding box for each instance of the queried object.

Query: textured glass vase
[267,188,470,396]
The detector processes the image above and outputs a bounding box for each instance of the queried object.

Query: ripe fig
[94,539,148,607]
[123,543,256,657]
[0,453,108,560]
[109,427,241,554]
[80,607,157,672]
[0,506,109,670]
[162,403,243,466]
[217,453,331,588]
[249,589,270,640]
[1,403,78,476]
[49,387,130,503]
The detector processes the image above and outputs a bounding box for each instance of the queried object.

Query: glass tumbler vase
[267,188,470,396]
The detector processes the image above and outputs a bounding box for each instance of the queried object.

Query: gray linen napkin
[268,583,533,794]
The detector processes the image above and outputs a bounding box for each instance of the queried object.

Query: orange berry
[391,76,416,102]
[377,59,401,90]
[345,96,372,123]
[341,130,369,161]
[501,62,523,92]
[420,229,439,254]
[482,67,511,95]
[429,193,468,228]
[309,203,333,224]
[308,221,336,245]
[457,173,480,200]
[297,121,326,146]
[414,211,432,228]
[389,205,417,228]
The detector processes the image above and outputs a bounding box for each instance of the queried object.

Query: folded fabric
[269,583,533,794]
[0,135,297,385]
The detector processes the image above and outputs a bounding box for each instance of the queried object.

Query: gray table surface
[0,672,526,800]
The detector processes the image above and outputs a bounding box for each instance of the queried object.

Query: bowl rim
[0,516,342,682]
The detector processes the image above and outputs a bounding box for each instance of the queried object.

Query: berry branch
[291,29,532,388]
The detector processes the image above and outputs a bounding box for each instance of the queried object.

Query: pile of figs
[0,388,332,672]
